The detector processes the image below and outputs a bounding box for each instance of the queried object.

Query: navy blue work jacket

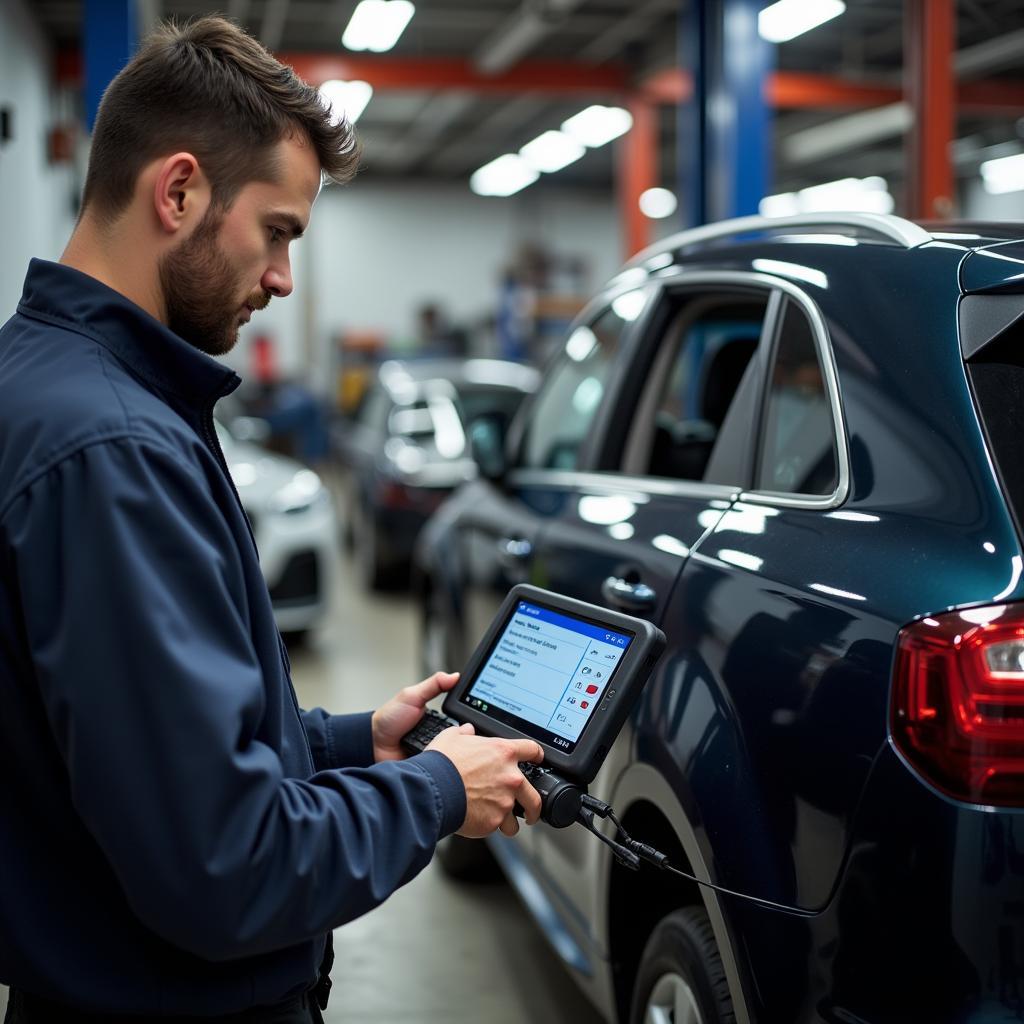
[0,260,466,1015]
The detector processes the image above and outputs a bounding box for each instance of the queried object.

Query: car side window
[519,305,628,470]
[755,299,838,496]
[621,293,769,484]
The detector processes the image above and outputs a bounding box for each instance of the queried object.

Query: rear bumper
[746,743,1024,1023]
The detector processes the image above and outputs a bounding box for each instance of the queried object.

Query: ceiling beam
[474,0,587,75]
[276,54,629,94]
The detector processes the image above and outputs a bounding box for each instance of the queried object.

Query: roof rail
[626,212,932,267]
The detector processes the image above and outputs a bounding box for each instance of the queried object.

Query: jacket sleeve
[5,436,466,962]
[301,708,376,770]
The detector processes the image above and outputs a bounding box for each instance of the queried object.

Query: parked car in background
[335,358,539,589]
[216,421,337,638]
[414,213,1024,1023]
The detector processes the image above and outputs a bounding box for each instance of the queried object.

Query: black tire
[434,835,501,882]
[629,908,735,1024]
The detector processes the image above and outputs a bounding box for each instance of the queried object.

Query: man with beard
[0,16,542,1024]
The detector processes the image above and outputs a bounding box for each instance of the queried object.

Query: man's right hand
[427,723,544,839]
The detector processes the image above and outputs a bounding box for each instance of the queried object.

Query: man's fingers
[516,778,543,825]
[509,739,544,765]
[498,812,520,837]
[408,671,460,706]
[459,722,475,734]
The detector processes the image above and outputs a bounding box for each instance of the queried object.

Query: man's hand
[427,724,544,838]
[371,670,460,763]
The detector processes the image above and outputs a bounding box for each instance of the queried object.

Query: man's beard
[158,208,270,357]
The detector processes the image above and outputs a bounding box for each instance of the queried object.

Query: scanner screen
[462,599,632,753]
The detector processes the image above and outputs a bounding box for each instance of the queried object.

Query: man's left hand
[372,671,460,762]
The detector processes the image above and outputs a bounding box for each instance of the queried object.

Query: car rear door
[526,277,783,924]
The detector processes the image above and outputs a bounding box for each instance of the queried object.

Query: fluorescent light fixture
[319,79,374,124]
[759,176,893,216]
[519,130,585,173]
[638,187,678,220]
[758,0,845,43]
[561,105,633,148]
[343,0,415,52]
[981,152,1024,194]
[469,154,539,197]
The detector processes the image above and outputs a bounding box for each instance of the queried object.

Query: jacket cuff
[327,711,376,769]
[412,750,467,838]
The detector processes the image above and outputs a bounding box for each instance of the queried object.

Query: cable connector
[626,841,669,869]
[580,793,613,818]
[576,808,640,870]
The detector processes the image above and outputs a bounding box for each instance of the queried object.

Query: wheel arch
[605,763,754,1024]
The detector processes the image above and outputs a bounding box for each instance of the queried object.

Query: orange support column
[619,96,657,262]
[905,0,956,219]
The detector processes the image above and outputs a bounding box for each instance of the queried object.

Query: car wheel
[629,908,735,1024]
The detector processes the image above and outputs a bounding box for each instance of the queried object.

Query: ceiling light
[343,0,415,53]
[638,187,678,219]
[561,105,633,148]
[981,152,1024,194]
[758,0,845,43]
[319,79,373,124]
[759,176,893,215]
[469,154,539,197]
[519,131,585,174]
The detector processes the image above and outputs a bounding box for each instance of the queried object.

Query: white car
[216,422,337,637]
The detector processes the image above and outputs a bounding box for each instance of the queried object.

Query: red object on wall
[251,334,278,385]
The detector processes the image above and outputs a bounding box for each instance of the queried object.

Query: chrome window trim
[738,275,850,510]
[510,270,849,511]
[624,270,850,509]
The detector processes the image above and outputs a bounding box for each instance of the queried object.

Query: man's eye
[269,227,284,243]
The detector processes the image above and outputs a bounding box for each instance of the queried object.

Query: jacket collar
[17,258,240,407]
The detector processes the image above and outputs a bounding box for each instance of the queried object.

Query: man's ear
[153,152,211,235]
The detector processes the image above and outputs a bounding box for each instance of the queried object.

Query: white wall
[962,178,1024,221]
[231,180,623,393]
[0,0,78,321]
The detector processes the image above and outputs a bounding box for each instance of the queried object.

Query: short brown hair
[81,16,360,221]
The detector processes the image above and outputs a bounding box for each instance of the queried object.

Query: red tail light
[892,603,1024,806]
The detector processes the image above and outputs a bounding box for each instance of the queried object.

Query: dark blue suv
[414,214,1024,1024]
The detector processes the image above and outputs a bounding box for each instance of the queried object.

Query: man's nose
[262,260,293,298]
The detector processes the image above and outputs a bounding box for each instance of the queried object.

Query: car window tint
[623,294,767,483]
[755,300,838,496]
[520,306,626,470]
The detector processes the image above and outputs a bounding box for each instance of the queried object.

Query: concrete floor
[290,553,604,1023]
[0,547,604,1023]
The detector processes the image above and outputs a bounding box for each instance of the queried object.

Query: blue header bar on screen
[517,601,632,648]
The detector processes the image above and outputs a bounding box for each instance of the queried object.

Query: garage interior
[3,1,1024,1022]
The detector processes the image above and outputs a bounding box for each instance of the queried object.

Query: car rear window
[964,301,1024,539]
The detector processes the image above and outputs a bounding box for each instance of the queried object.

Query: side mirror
[467,414,508,482]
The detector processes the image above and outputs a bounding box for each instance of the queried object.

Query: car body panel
[415,218,1024,1023]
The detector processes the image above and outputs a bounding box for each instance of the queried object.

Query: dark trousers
[3,989,324,1024]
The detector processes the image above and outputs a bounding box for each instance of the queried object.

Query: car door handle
[601,576,657,613]
[497,537,533,568]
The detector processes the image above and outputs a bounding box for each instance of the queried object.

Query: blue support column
[678,0,772,227]
[84,0,137,131]
[678,0,709,229]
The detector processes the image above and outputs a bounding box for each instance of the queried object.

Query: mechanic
[0,16,542,1024]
